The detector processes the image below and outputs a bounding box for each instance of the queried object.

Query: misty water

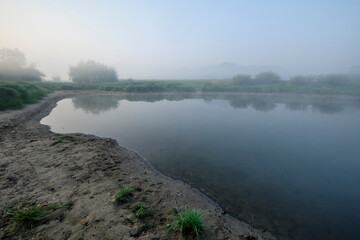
[41,93,360,240]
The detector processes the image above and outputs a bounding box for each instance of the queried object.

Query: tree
[254,71,281,84]
[0,48,44,82]
[232,74,253,85]
[69,60,118,83]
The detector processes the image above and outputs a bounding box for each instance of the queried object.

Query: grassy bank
[1,79,360,111]
[0,82,53,111]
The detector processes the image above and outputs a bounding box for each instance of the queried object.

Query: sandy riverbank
[0,91,277,240]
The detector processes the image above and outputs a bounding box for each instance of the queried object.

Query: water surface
[41,93,360,240]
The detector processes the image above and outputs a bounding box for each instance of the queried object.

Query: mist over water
[42,94,360,240]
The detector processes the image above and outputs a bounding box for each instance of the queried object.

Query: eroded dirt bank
[0,91,276,240]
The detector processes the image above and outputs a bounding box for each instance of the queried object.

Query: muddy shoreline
[0,91,277,239]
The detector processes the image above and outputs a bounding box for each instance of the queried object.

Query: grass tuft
[168,206,206,240]
[131,203,152,219]
[1,203,70,229]
[115,185,132,203]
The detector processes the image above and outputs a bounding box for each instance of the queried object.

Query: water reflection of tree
[72,93,360,115]
[72,95,119,114]
[221,94,358,114]
[123,93,198,102]
[285,97,345,114]
[311,99,344,114]
[227,95,276,112]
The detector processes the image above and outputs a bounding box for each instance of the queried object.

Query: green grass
[0,82,53,111]
[115,185,132,203]
[168,206,206,240]
[131,203,152,219]
[1,203,70,229]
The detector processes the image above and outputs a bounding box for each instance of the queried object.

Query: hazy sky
[1,0,359,79]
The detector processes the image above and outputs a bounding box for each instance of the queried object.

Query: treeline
[232,72,282,85]
[232,72,359,87]
[199,71,360,95]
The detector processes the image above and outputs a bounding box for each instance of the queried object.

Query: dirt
[0,91,277,240]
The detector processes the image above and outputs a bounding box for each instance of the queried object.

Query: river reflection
[72,93,360,115]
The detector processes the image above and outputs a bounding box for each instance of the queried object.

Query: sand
[0,91,277,240]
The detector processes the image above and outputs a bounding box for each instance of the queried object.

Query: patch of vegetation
[168,206,206,240]
[131,203,152,219]
[115,185,132,203]
[0,82,52,111]
[1,203,70,229]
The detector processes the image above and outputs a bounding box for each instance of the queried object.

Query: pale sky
[0,0,359,80]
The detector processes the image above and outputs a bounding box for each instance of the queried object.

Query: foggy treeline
[232,71,360,87]
[69,60,118,83]
[0,48,44,82]
[0,48,118,83]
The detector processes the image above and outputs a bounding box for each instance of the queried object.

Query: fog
[0,0,359,80]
